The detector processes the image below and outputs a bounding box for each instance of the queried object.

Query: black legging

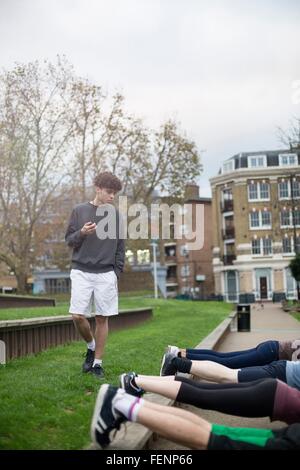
[175,376,277,419]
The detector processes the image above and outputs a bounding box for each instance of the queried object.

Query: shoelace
[111,420,127,441]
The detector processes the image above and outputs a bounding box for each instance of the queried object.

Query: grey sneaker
[82,348,95,373]
[160,352,177,376]
[91,364,105,379]
[119,372,144,397]
[166,345,180,356]
[90,384,126,448]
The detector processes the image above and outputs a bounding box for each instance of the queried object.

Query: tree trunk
[15,270,29,295]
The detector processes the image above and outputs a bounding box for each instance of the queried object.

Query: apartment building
[210,149,300,302]
[164,184,215,298]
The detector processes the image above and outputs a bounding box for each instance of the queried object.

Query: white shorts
[69,269,118,317]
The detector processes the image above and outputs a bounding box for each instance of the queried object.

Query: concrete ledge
[194,311,237,350]
[95,310,236,451]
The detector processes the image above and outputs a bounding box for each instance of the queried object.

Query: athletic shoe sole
[90,384,109,449]
[159,353,167,376]
[119,373,126,390]
[166,345,178,355]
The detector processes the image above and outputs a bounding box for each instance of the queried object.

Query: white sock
[93,359,102,367]
[114,392,145,422]
[87,339,95,351]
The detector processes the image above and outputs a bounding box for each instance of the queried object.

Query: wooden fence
[0,294,55,308]
[0,308,152,363]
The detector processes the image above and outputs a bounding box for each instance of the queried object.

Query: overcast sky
[1,0,300,196]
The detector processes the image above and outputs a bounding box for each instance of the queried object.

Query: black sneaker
[119,372,144,397]
[160,352,177,376]
[90,384,126,448]
[82,348,95,373]
[91,364,105,378]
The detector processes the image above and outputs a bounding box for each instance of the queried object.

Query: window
[279,181,289,198]
[249,210,271,229]
[252,238,272,255]
[248,155,267,168]
[252,239,261,254]
[125,250,134,265]
[279,179,300,199]
[248,181,270,201]
[181,265,190,277]
[293,210,300,226]
[223,189,233,201]
[280,210,300,227]
[292,180,300,198]
[180,244,189,257]
[250,212,260,227]
[263,238,272,255]
[279,153,297,166]
[296,237,300,253]
[137,249,150,264]
[261,211,271,227]
[180,224,189,236]
[260,182,270,199]
[248,183,258,200]
[282,237,292,253]
[222,161,234,173]
[281,210,290,226]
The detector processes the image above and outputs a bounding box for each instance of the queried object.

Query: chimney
[184,183,200,200]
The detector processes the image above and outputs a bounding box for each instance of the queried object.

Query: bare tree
[0,58,73,292]
[0,58,202,293]
[68,78,202,204]
[277,116,300,150]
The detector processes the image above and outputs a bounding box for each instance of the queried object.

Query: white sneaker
[166,345,179,356]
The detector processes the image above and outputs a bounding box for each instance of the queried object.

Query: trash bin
[237,304,251,332]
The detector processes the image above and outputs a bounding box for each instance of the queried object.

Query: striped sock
[114,393,145,422]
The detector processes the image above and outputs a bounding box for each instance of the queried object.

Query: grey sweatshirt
[65,202,125,277]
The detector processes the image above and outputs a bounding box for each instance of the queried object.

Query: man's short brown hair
[94,172,122,192]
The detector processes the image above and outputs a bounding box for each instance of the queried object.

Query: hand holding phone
[81,221,97,235]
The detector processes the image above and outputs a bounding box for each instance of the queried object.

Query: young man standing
[65,172,125,378]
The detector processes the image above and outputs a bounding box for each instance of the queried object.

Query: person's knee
[220,369,239,383]
[72,314,86,324]
[95,315,108,325]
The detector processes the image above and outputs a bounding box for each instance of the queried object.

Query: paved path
[149,302,300,450]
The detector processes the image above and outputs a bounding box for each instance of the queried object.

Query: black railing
[221,200,234,212]
[222,255,236,265]
[222,227,235,239]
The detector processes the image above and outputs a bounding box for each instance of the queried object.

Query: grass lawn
[292,312,300,322]
[0,298,232,450]
[0,291,154,321]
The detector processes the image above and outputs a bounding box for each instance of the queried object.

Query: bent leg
[72,314,94,342]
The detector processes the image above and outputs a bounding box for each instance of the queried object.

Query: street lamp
[150,239,158,299]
